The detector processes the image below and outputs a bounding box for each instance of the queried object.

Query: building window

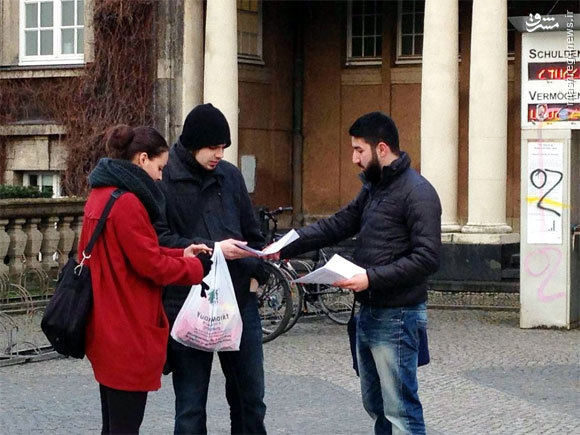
[23,172,61,197]
[20,0,84,66]
[347,0,383,65]
[237,0,263,64]
[397,0,424,63]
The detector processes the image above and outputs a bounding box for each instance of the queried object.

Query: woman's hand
[184,243,212,257]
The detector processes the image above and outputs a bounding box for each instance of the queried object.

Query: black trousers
[99,384,148,434]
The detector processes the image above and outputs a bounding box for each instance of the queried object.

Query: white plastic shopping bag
[171,243,243,351]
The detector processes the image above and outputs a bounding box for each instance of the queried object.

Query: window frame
[396,0,424,64]
[346,0,383,66]
[237,0,264,65]
[19,0,85,67]
[22,171,62,198]
[396,1,516,64]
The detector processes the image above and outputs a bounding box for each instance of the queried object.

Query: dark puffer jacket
[282,152,441,308]
[154,142,266,324]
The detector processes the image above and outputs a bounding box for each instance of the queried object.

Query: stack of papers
[235,229,299,257]
[293,254,365,285]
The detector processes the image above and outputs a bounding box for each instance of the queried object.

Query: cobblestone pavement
[0,309,578,434]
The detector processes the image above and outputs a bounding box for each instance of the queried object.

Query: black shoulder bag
[41,189,125,359]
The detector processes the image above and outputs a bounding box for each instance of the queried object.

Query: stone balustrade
[0,197,86,276]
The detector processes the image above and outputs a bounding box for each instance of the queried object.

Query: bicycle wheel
[317,285,354,325]
[257,262,292,343]
[278,266,304,333]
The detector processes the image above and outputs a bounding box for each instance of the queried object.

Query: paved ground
[0,309,579,434]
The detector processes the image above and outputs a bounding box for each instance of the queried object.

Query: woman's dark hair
[348,112,400,155]
[104,125,169,160]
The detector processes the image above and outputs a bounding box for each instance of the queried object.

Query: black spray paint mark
[529,168,563,217]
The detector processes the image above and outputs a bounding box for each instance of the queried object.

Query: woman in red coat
[78,125,212,434]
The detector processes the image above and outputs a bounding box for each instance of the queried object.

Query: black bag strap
[349,296,357,320]
[83,188,126,256]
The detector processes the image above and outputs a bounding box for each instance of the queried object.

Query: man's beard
[363,152,382,184]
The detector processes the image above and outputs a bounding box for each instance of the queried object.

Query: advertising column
[518,14,580,329]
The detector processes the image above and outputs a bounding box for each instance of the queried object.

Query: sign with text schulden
[521,31,580,129]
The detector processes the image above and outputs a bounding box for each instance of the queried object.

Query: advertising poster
[521,31,580,129]
[527,142,564,244]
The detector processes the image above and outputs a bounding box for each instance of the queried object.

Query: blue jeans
[169,294,266,434]
[357,302,427,435]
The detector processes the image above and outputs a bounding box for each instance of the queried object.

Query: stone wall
[0,124,67,187]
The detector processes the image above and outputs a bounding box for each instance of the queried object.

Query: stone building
[1,0,576,284]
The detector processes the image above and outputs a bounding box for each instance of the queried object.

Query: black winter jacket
[155,142,266,323]
[282,152,441,308]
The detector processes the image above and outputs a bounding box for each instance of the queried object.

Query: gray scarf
[88,158,163,220]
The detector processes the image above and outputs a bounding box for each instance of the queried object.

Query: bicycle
[280,248,354,332]
[258,207,354,339]
[254,207,294,343]
[256,261,292,343]
[304,248,353,325]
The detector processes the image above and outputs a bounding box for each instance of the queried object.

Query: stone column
[40,216,60,271]
[23,218,43,267]
[57,216,76,267]
[182,0,204,120]
[70,216,84,260]
[462,0,511,233]
[420,0,460,232]
[7,218,27,276]
[204,0,239,165]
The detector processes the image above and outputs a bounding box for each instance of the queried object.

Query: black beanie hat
[180,103,231,150]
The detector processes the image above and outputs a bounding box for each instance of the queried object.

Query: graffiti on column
[524,247,565,302]
[529,168,564,216]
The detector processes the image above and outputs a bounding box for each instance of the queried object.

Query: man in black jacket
[277,112,441,434]
[155,104,267,435]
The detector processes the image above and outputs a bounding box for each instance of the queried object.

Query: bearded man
[272,111,442,435]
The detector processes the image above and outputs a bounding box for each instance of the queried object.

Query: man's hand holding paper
[293,254,367,288]
[333,273,369,292]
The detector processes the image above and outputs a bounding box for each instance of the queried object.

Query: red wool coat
[79,186,204,391]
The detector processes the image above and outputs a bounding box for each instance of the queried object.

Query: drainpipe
[292,4,304,227]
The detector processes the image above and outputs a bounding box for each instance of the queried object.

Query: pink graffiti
[524,247,565,302]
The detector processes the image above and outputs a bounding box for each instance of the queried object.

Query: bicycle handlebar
[260,206,293,244]
[262,206,293,220]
